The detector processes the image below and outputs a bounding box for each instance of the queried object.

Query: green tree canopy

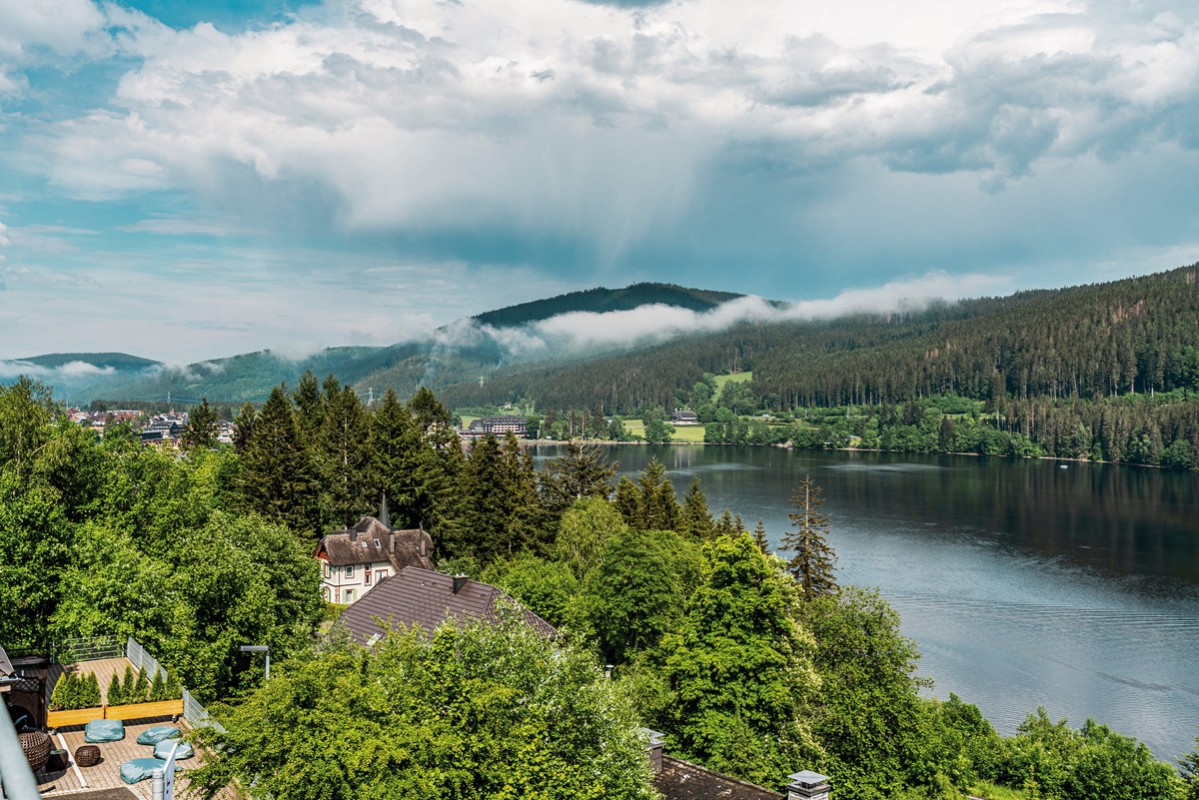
[658,534,821,788]
[191,614,657,800]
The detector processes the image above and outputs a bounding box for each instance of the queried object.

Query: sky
[2,0,1199,362]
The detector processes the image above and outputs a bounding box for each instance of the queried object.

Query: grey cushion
[153,739,194,760]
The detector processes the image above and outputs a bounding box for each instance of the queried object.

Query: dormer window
[374,539,381,549]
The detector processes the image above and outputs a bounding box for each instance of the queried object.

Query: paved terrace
[34,656,236,799]
[35,718,237,799]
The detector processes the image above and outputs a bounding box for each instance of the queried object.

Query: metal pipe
[0,703,43,800]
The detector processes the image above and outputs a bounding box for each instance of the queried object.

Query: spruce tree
[613,476,641,528]
[752,519,770,554]
[132,667,149,702]
[542,440,616,514]
[319,383,373,529]
[150,669,166,702]
[680,477,714,540]
[292,370,324,443]
[238,386,311,535]
[232,402,256,452]
[637,459,680,532]
[182,397,220,451]
[369,388,424,527]
[782,476,838,600]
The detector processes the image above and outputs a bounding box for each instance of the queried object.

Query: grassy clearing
[669,424,707,442]
[713,371,753,390]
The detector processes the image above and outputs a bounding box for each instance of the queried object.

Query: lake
[564,444,1199,762]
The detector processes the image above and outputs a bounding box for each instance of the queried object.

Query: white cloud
[19,0,1199,258]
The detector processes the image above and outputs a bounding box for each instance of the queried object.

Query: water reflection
[559,444,1199,761]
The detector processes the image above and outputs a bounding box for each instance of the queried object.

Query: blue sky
[2,0,1199,362]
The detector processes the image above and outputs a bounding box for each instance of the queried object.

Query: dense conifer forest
[3,375,1197,799]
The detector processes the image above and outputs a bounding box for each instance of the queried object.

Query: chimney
[642,729,665,774]
[452,574,469,594]
[787,771,831,800]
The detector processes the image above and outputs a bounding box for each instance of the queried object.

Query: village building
[463,415,528,437]
[313,512,434,605]
[337,565,556,644]
[671,409,701,425]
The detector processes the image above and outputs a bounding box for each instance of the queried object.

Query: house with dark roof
[314,516,434,605]
[646,731,831,800]
[671,409,701,425]
[338,566,557,644]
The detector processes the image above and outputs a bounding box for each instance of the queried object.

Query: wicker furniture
[45,748,69,772]
[19,729,51,772]
[75,743,102,767]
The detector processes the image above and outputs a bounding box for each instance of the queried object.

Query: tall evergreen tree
[318,384,373,529]
[182,397,220,452]
[292,370,324,443]
[238,386,311,536]
[368,389,425,527]
[782,476,838,600]
[752,519,770,554]
[638,459,681,532]
[680,477,714,540]
[613,476,641,528]
[541,440,617,514]
[232,402,256,452]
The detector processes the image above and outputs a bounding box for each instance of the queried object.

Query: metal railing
[183,687,226,734]
[0,705,41,800]
[53,635,124,665]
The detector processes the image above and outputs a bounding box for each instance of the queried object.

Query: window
[342,588,355,604]
[322,587,330,602]
[345,565,354,579]
[377,569,388,581]
[364,567,372,586]
[323,562,330,579]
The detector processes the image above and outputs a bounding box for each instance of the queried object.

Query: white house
[314,515,434,605]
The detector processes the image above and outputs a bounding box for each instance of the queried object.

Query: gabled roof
[338,566,557,644]
[314,516,434,570]
[653,756,783,800]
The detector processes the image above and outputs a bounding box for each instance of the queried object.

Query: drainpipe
[0,694,42,800]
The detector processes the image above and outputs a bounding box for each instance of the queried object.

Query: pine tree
[1181,737,1199,800]
[713,508,738,537]
[680,478,714,540]
[182,397,220,451]
[164,670,182,700]
[782,476,838,600]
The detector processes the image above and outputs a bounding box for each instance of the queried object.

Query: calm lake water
[551,445,1199,762]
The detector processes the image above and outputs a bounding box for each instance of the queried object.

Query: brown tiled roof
[338,566,557,644]
[314,516,434,571]
[653,756,784,800]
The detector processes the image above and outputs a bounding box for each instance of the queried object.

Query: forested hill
[438,265,1199,412]
[472,283,744,328]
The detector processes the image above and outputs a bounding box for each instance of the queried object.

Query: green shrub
[132,668,149,702]
[107,673,122,706]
